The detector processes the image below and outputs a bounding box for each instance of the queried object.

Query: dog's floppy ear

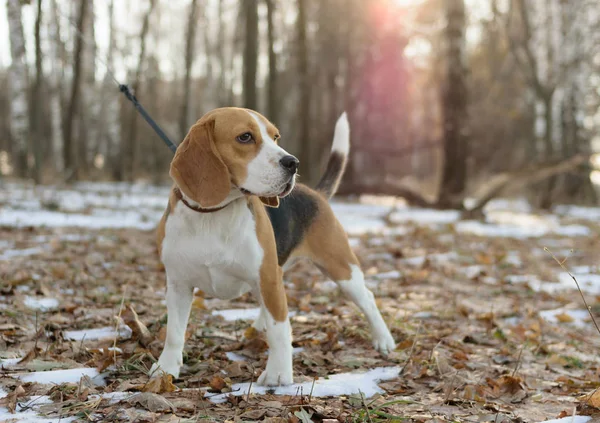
[170,119,230,208]
[259,196,280,208]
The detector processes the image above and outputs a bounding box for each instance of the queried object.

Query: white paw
[252,309,268,332]
[149,350,182,378]
[372,329,396,355]
[256,359,293,386]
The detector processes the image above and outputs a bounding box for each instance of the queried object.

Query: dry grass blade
[122,304,154,347]
[113,283,129,365]
[358,390,374,423]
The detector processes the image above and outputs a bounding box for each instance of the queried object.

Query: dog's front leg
[255,267,293,386]
[150,277,194,379]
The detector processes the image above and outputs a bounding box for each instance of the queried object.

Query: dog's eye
[236,132,254,144]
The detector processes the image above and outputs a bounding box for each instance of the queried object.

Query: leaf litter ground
[1,182,600,422]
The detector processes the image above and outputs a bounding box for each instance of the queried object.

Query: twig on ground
[444,371,459,403]
[34,311,39,351]
[399,320,422,376]
[77,334,86,355]
[196,335,238,342]
[511,344,525,378]
[545,247,600,337]
[308,377,316,403]
[246,364,255,403]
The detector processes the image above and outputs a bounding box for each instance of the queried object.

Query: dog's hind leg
[301,212,396,355]
[333,262,396,354]
[150,277,194,378]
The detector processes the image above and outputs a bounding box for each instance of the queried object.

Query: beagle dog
[151,107,395,386]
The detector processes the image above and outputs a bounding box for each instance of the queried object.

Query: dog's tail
[315,112,350,199]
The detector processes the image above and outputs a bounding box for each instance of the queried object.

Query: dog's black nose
[279,155,299,174]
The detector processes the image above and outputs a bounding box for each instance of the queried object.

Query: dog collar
[173,187,231,213]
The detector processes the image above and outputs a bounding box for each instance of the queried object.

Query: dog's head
[170,108,298,208]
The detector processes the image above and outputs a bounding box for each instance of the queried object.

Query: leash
[56,7,178,153]
[119,85,178,153]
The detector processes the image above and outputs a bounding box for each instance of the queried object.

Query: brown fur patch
[250,197,288,322]
[170,119,231,207]
[291,187,358,281]
[156,187,179,258]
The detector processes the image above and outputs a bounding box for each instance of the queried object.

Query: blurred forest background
[1,0,600,211]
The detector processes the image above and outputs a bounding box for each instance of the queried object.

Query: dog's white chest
[161,199,263,299]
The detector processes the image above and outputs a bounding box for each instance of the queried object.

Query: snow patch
[0,405,77,423]
[1,357,22,367]
[402,251,459,268]
[539,308,590,328]
[207,366,400,403]
[456,211,591,238]
[558,272,600,295]
[554,205,600,221]
[212,308,297,322]
[373,270,402,280]
[0,246,45,261]
[330,202,392,235]
[506,270,600,295]
[539,417,591,423]
[388,208,460,226]
[226,347,305,362]
[64,325,133,341]
[0,209,161,230]
[24,296,59,312]
[14,367,104,386]
[225,352,247,362]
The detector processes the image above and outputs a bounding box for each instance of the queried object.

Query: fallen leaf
[555,313,574,323]
[244,326,259,340]
[294,407,314,423]
[497,375,524,394]
[18,346,41,364]
[209,375,228,392]
[124,408,159,422]
[262,400,283,408]
[192,296,205,310]
[0,385,25,413]
[579,389,600,408]
[128,392,175,413]
[241,409,267,419]
[171,397,197,413]
[224,361,244,378]
[143,372,177,394]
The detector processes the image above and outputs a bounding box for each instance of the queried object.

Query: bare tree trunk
[216,0,226,105]
[202,7,217,112]
[243,0,258,109]
[438,0,469,208]
[31,0,44,183]
[265,0,278,123]
[48,0,65,174]
[78,0,97,179]
[121,0,155,182]
[97,0,121,179]
[6,0,30,178]
[296,0,312,182]
[180,0,199,140]
[63,0,87,179]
